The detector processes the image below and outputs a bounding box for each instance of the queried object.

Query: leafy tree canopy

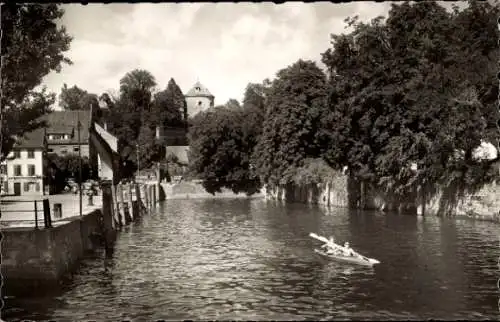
[252,59,328,186]
[320,0,499,196]
[150,78,186,128]
[187,80,268,195]
[1,4,72,160]
[188,106,262,195]
[59,84,98,110]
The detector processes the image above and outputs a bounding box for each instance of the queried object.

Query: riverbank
[160,182,265,200]
[1,181,160,296]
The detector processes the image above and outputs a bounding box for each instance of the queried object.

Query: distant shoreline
[164,192,265,200]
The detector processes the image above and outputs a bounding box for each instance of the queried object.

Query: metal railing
[0,198,52,229]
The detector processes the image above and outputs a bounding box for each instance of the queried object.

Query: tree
[320,1,499,199]
[187,78,271,194]
[225,99,241,110]
[46,154,92,192]
[119,69,157,112]
[1,4,72,160]
[242,83,267,112]
[150,78,186,128]
[188,106,261,195]
[99,93,116,109]
[59,84,98,110]
[102,69,158,170]
[1,89,56,160]
[134,125,165,171]
[253,59,328,186]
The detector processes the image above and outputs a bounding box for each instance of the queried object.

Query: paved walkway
[1,193,102,228]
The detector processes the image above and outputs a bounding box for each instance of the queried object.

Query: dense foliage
[1,4,72,160]
[46,154,93,192]
[101,70,187,174]
[187,1,499,198]
[252,60,328,186]
[59,84,98,110]
[320,0,499,196]
[188,92,265,194]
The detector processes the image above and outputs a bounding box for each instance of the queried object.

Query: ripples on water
[3,199,500,321]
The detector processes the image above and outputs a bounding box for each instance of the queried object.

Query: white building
[2,128,47,196]
[184,81,215,118]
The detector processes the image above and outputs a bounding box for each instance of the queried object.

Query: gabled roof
[38,110,91,144]
[185,81,214,98]
[13,128,46,150]
[47,125,74,134]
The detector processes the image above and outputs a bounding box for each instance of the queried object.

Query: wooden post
[144,184,150,210]
[151,185,155,207]
[151,185,156,207]
[100,180,117,255]
[117,183,128,224]
[127,183,135,221]
[111,184,121,228]
[34,200,39,230]
[135,183,144,214]
[42,198,52,228]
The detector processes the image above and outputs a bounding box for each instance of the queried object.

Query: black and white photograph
[1,1,499,320]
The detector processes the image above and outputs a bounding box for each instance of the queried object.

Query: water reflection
[3,198,499,321]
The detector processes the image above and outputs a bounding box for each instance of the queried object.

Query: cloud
[41,2,460,109]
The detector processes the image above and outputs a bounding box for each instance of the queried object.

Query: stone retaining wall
[264,170,500,222]
[2,210,103,293]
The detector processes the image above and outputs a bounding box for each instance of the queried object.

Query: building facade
[184,81,215,118]
[38,110,93,158]
[2,128,46,196]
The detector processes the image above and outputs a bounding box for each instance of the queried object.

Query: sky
[41,2,462,109]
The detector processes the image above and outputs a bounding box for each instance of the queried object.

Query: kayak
[314,248,380,267]
[309,232,380,267]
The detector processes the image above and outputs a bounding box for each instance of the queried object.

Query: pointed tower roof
[185,81,214,98]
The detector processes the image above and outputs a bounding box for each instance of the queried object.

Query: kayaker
[322,236,340,255]
[343,242,355,257]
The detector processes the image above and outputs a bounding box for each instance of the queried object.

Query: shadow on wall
[264,169,500,221]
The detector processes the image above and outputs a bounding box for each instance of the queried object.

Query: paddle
[309,232,348,252]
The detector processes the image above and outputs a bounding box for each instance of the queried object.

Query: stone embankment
[1,181,162,295]
[264,170,500,223]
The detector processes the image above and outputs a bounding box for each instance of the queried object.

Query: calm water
[3,198,500,321]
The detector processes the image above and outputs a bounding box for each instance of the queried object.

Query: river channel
[3,198,500,320]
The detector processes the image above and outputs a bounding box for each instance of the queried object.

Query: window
[73,147,80,152]
[49,134,65,140]
[48,148,54,153]
[28,165,36,176]
[61,149,68,154]
[35,183,40,192]
[195,87,200,91]
[197,101,202,106]
[13,150,21,159]
[27,149,35,158]
[3,182,7,193]
[0,165,6,174]
[24,182,29,192]
[14,165,21,176]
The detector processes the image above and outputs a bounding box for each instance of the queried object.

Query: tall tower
[184,81,215,118]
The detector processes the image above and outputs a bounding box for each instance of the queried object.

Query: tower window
[195,87,200,91]
[198,101,202,106]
